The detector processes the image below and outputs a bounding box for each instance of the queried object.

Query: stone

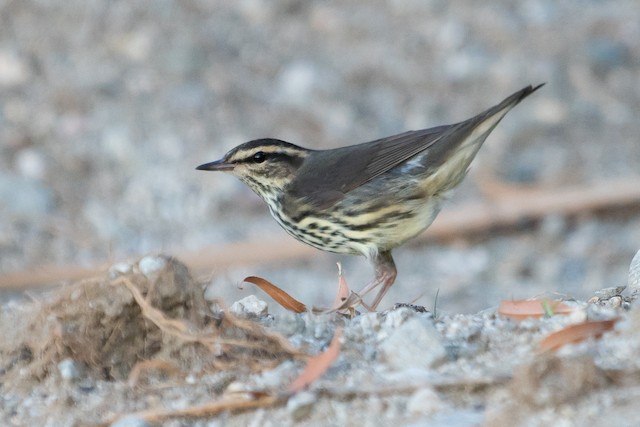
[57,358,83,381]
[137,255,168,278]
[230,295,268,318]
[379,316,447,370]
[287,391,317,421]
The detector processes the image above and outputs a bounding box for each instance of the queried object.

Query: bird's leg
[357,250,397,310]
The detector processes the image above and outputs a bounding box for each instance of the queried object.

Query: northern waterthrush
[197,84,543,309]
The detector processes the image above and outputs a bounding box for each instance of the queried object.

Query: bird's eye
[252,151,266,163]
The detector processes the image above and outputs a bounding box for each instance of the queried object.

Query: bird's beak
[196,159,235,172]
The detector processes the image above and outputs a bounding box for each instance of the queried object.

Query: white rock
[379,316,447,370]
[108,261,134,278]
[230,295,268,317]
[287,391,317,421]
[58,359,83,381]
[138,255,168,278]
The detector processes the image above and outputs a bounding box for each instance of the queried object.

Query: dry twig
[4,177,640,290]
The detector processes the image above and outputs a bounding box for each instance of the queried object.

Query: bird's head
[196,138,310,201]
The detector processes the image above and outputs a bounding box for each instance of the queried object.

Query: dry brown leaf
[243,276,307,313]
[332,263,352,310]
[498,299,574,321]
[288,328,343,394]
[538,319,618,353]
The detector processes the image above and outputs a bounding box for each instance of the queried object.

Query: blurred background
[1,0,639,312]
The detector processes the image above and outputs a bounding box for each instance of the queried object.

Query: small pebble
[379,316,447,370]
[607,296,623,309]
[108,261,134,279]
[58,358,83,381]
[287,391,316,421]
[223,382,258,402]
[229,295,268,318]
[593,286,626,299]
[137,255,168,278]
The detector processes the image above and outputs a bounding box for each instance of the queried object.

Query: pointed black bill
[196,159,234,171]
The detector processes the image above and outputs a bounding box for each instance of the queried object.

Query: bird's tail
[423,84,544,192]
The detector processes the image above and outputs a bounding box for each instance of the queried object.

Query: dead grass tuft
[0,256,298,390]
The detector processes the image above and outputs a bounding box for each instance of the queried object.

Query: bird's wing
[287,84,543,210]
[286,126,453,210]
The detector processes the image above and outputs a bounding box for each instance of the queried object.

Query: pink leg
[357,251,397,310]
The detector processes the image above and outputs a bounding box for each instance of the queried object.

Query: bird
[197,84,543,310]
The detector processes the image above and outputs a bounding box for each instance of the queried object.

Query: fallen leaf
[243,276,307,313]
[498,299,574,321]
[288,328,343,394]
[538,319,618,352]
[332,262,351,310]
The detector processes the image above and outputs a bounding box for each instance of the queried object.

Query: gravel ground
[1,0,639,304]
[0,256,637,426]
[1,0,640,425]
